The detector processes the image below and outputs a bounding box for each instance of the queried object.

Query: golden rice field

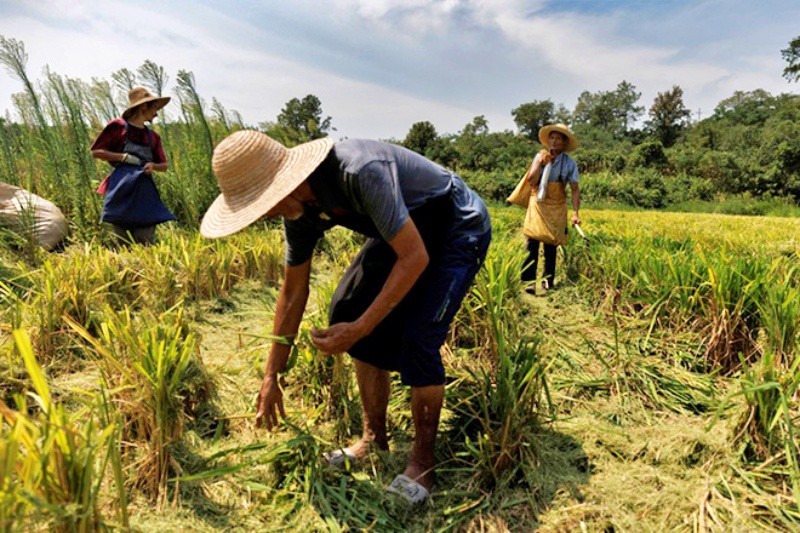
[1,206,799,532]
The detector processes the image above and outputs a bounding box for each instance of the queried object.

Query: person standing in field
[90,87,175,245]
[520,123,581,293]
[200,131,491,504]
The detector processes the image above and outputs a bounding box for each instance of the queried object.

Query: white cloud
[1,0,797,138]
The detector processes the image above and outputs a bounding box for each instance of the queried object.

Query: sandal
[322,448,357,468]
[386,474,430,504]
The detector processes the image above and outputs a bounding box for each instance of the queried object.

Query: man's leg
[404,384,444,490]
[543,242,557,288]
[521,238,540,282]
[398,230,491,492]
[341,359,390,458]
[132,225,156,245]
[110,223,132,246]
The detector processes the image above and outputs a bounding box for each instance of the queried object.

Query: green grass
[1,207,799,531]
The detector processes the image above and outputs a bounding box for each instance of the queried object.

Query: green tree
[573,80,643,138]
[712,89,777,125]
[461,115,489,136]
[781,35,800,82]
[553,103,572,125]
[403,121,438,155]
[264,95,332,146]
[511,100,554,140]
[646,85,691,147]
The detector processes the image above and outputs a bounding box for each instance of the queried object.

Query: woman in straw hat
[520,123,581,293]
[90,86,175,245]
[201,131,492,504]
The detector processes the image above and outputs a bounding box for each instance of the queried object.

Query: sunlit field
[1,35,799,531]
[2,206,799,531]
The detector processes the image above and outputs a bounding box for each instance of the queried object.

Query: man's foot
[386,460,434,504]
[402,460,435,492]
[323,437,387,467]
[541,279,550,292]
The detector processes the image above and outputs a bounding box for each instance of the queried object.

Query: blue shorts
[329,228,491,387]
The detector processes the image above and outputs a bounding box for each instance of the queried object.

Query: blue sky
[0,0,797,140]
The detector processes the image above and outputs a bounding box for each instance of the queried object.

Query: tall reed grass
[0,35,241,238]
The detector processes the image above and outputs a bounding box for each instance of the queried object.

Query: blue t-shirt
[284,139,490,266]
[534,152,579,185]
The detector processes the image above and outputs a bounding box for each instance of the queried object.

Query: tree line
[0,33,798,240]
[399,80,799,209]
[262,37,800,210]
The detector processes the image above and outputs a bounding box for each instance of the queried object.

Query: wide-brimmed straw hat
[122,86,171,119]
[200,130,334,239]
[538,123,579,152]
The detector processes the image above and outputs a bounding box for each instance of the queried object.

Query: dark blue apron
[101,122,176,227]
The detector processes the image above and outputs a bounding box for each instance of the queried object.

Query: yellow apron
[523,182,568,246]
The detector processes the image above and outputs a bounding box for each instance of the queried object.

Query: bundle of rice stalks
[282,277,358,439]
[698,254,766,373]
[710,351,800,519]
[754,260,800,365]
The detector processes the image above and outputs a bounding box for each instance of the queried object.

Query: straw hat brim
[539,124,579,152]
[122,96,171,119]
[200,137,334,239]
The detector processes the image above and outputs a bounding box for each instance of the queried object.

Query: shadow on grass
[167,441,239,530]
[300,421,591,532]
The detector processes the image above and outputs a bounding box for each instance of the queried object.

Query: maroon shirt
[90,118,167,163]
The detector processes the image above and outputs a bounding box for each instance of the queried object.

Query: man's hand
[539,149,554,166]
[143,162,155,174]
[310,322,365,355]
[571,213,581,226]
[255,375,286,430]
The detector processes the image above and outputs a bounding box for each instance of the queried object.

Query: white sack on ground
[0,182,68,250]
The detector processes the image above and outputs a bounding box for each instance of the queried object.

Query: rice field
[2,206,799,532]
[0,38,798,530]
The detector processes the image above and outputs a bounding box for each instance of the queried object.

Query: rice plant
[456,237,528,360]
[448,239,552,488]
[286,275,358,439]
[0,330,123,531]
[65,308,209,507]
[449,334,551,489]
[755,259,800,364]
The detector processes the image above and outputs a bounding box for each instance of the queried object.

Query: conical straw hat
[538,123,579,152]
[122,86,170,119]
[200,130,333,238]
